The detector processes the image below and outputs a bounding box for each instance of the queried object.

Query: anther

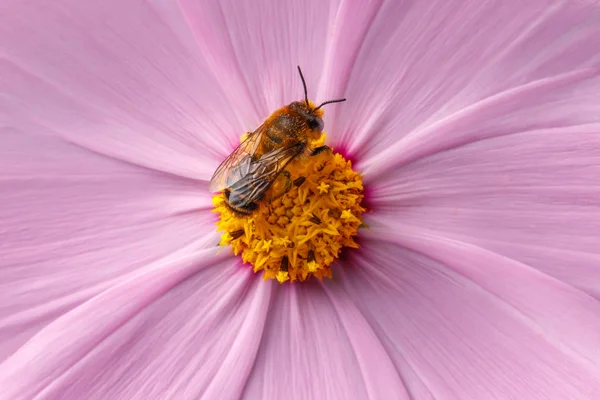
[309,213,322,225]
[328,209,342,219]
[230,229,245,239]
[280,256,289,272]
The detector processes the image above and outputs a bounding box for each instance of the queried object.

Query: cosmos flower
[2,0,600,399]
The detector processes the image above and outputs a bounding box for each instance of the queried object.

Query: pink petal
[338,235,600,399]
[330,0,600,160]
[178,0,374,121]
[365,67,600,180]
[1,0,248,178]
[0,253,268,400]
[367,67,600,296]
[314,0,384,127]
[0,131,213,363]
[242,282,408,399]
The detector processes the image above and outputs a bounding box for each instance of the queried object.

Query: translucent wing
[225,143,304,208]
[209,126,265,192]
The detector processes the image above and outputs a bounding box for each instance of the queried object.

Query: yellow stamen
[276,271,290,283]
[212,133,365,283]
[317,182,330,194]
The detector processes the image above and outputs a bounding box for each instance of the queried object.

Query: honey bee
[209,66,346,215]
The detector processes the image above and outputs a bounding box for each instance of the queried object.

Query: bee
[209,66,346,215]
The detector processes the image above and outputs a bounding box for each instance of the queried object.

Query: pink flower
[2,0,600,398]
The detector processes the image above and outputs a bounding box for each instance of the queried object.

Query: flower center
[212,134,365,283]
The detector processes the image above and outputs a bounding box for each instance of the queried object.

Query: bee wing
[209,126,265,192]
[227,142,304,207]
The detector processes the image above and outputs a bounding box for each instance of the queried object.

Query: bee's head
[306,113,325,132]
[289,101,325,132]
[293,66,346,134]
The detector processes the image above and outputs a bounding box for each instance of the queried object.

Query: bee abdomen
[224,188,259,215]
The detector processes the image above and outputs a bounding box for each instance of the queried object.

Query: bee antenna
[312,98,347,111]
[297,66,310,108]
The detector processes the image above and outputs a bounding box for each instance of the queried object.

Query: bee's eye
[307,116,324,131]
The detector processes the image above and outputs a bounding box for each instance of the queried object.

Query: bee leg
[265,170,292,201]
[311,145,331,156]
[279,170,292,194]
[293,176,306,187]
